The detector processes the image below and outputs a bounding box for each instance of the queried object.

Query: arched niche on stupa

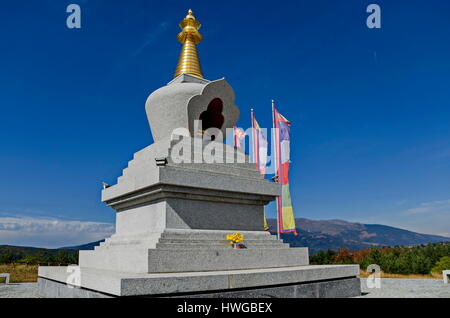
[145,76,239,142]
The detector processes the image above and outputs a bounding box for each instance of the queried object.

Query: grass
[0,264,38,283]
[358,270,442,280]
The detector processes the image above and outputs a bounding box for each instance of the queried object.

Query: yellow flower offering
[226,232,244,245]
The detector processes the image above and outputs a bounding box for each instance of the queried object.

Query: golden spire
[174,9,204,78]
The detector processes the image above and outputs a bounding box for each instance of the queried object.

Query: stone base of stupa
[38,263,360,298]
[38,228,360,298]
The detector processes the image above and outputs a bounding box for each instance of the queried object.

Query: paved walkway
[358,278,450,298]
[1,279,449,298]
[0,283,39,298]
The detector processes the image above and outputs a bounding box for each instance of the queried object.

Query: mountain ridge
[58,240,104,250]
[267,218,449,253]
[2,219,448,256]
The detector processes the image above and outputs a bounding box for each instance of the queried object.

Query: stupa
[38,10,361,298]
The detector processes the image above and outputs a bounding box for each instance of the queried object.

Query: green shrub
[431,256,450,274]
[310,242,450,275]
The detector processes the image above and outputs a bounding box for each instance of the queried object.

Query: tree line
[0,246,78,265]
[310,242,450,275]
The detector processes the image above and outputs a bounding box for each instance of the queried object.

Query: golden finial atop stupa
[174,9,204,78]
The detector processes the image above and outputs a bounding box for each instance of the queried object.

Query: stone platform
[38,264,360,298]
[39,228,361,298]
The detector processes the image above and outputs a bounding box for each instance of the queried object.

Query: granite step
[158,238,284,244]
[160,229,279,241]
[38,264,361,297]
[156,241,289,249]
[80,245,309,274]
[147,247,310,273]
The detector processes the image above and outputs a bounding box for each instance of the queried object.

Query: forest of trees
[0,246,78,265]
[310,242,450,275]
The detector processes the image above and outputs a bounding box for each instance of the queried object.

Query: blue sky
[0,0,449,247]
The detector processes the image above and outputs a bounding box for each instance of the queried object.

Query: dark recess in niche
[199,98,225,141]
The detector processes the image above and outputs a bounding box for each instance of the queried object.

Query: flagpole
[272,100,281,241]
[255,119,260,172]
[251,109,255,165]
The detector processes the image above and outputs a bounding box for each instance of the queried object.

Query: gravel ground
[0,283,39,298]
[1,279,449,298]
[358,278,450,298]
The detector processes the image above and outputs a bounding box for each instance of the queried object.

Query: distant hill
[59,240,104,250]
[2,219,448,262]
[64,219,449,254]
[267,218,450,254]
[0,240,103,264]
[0,245,78,264]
